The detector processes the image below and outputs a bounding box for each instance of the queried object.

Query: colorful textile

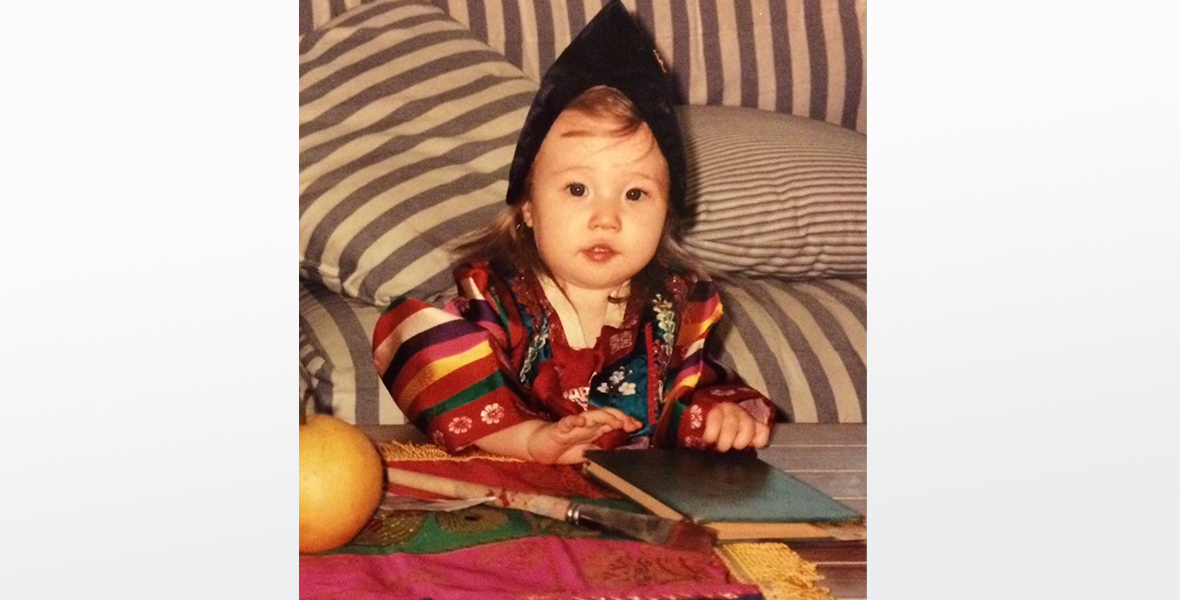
[334,441,640,555]
[372,261,776,453]
[339,502,629,555]
[305,441,835,600]
[301,536,765,600]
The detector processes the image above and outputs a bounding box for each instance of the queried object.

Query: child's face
[522,109,670,296]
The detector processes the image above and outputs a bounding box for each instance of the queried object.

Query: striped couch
[300,0,867,425]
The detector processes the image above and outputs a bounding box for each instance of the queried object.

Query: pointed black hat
[504,0,686,218]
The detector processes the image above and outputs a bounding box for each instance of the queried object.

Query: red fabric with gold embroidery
[384,456,617,501]
[301,537,765,600]
[372,262,776,454]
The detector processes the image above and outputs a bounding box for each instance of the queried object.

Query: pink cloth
[300,537,761,600]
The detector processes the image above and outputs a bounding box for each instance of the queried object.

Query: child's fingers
[624,415,643,431]
[701,409,722,445]
[556,413,588,433]
[703,403,767,451]
[713,410,741,452]
[583,408,622,427]
[730,416,756,450]
[599,407,643,431]
[582,407,641,431]
[750,422,771,448]
[549,418,609,450]
[702,403,739,446]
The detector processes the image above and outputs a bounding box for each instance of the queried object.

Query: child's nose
[589,200,621,230]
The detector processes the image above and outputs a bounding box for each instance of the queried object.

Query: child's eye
[625,188,645,201]
[567,183,587,197]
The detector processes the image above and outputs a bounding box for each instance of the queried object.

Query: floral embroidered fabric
[371,262,776,453]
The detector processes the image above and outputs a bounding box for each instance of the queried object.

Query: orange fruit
[299,414,385,553]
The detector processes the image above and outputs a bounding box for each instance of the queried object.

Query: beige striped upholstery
[681,105,865,278]
[712,276,865,423]
[301,280,408,424]
[430,0,867,132]
[301,0,866,132]
[300,0,537,305]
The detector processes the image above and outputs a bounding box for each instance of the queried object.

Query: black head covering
[504,0,686,219]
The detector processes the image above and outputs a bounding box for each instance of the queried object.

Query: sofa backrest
[300,0,867,133]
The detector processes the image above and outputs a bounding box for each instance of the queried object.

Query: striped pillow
[712,275,865,423]
[300,0,538,306]
[304,1,867,132]
[301,280,409,424]
[679,105,866,278]
[429,0,866,132]
[300,0,366,35]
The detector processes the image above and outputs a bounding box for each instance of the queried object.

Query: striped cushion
[679,105,866,278]
[301,274,864,425]
[303,1,867,132]
[712,276,865,423]
[300,0,366,35]
[301,280,409,424]
[429,0,866,132]
[300,350,317,417]
[300,0,538,306]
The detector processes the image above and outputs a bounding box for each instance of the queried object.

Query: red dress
[372,261,775,453]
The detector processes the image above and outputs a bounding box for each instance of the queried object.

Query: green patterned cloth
[334,497,640,555]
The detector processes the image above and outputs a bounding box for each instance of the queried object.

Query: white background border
[5,1,1180,598]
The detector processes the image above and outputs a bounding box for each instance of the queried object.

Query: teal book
[583,448,864,541]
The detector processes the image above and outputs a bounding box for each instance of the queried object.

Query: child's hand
[702,402,771,451]
[527,408,642,464]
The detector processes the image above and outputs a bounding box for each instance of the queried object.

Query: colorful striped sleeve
[371,265,536,452]
[656,279,777,448]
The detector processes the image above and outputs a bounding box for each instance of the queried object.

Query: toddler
[372,0,775,464]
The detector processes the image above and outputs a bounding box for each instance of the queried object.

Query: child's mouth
[583,245,618,262]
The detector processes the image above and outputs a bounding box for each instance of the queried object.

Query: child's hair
[453,85,707,301]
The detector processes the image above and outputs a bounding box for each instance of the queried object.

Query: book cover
[583,448,863,540]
